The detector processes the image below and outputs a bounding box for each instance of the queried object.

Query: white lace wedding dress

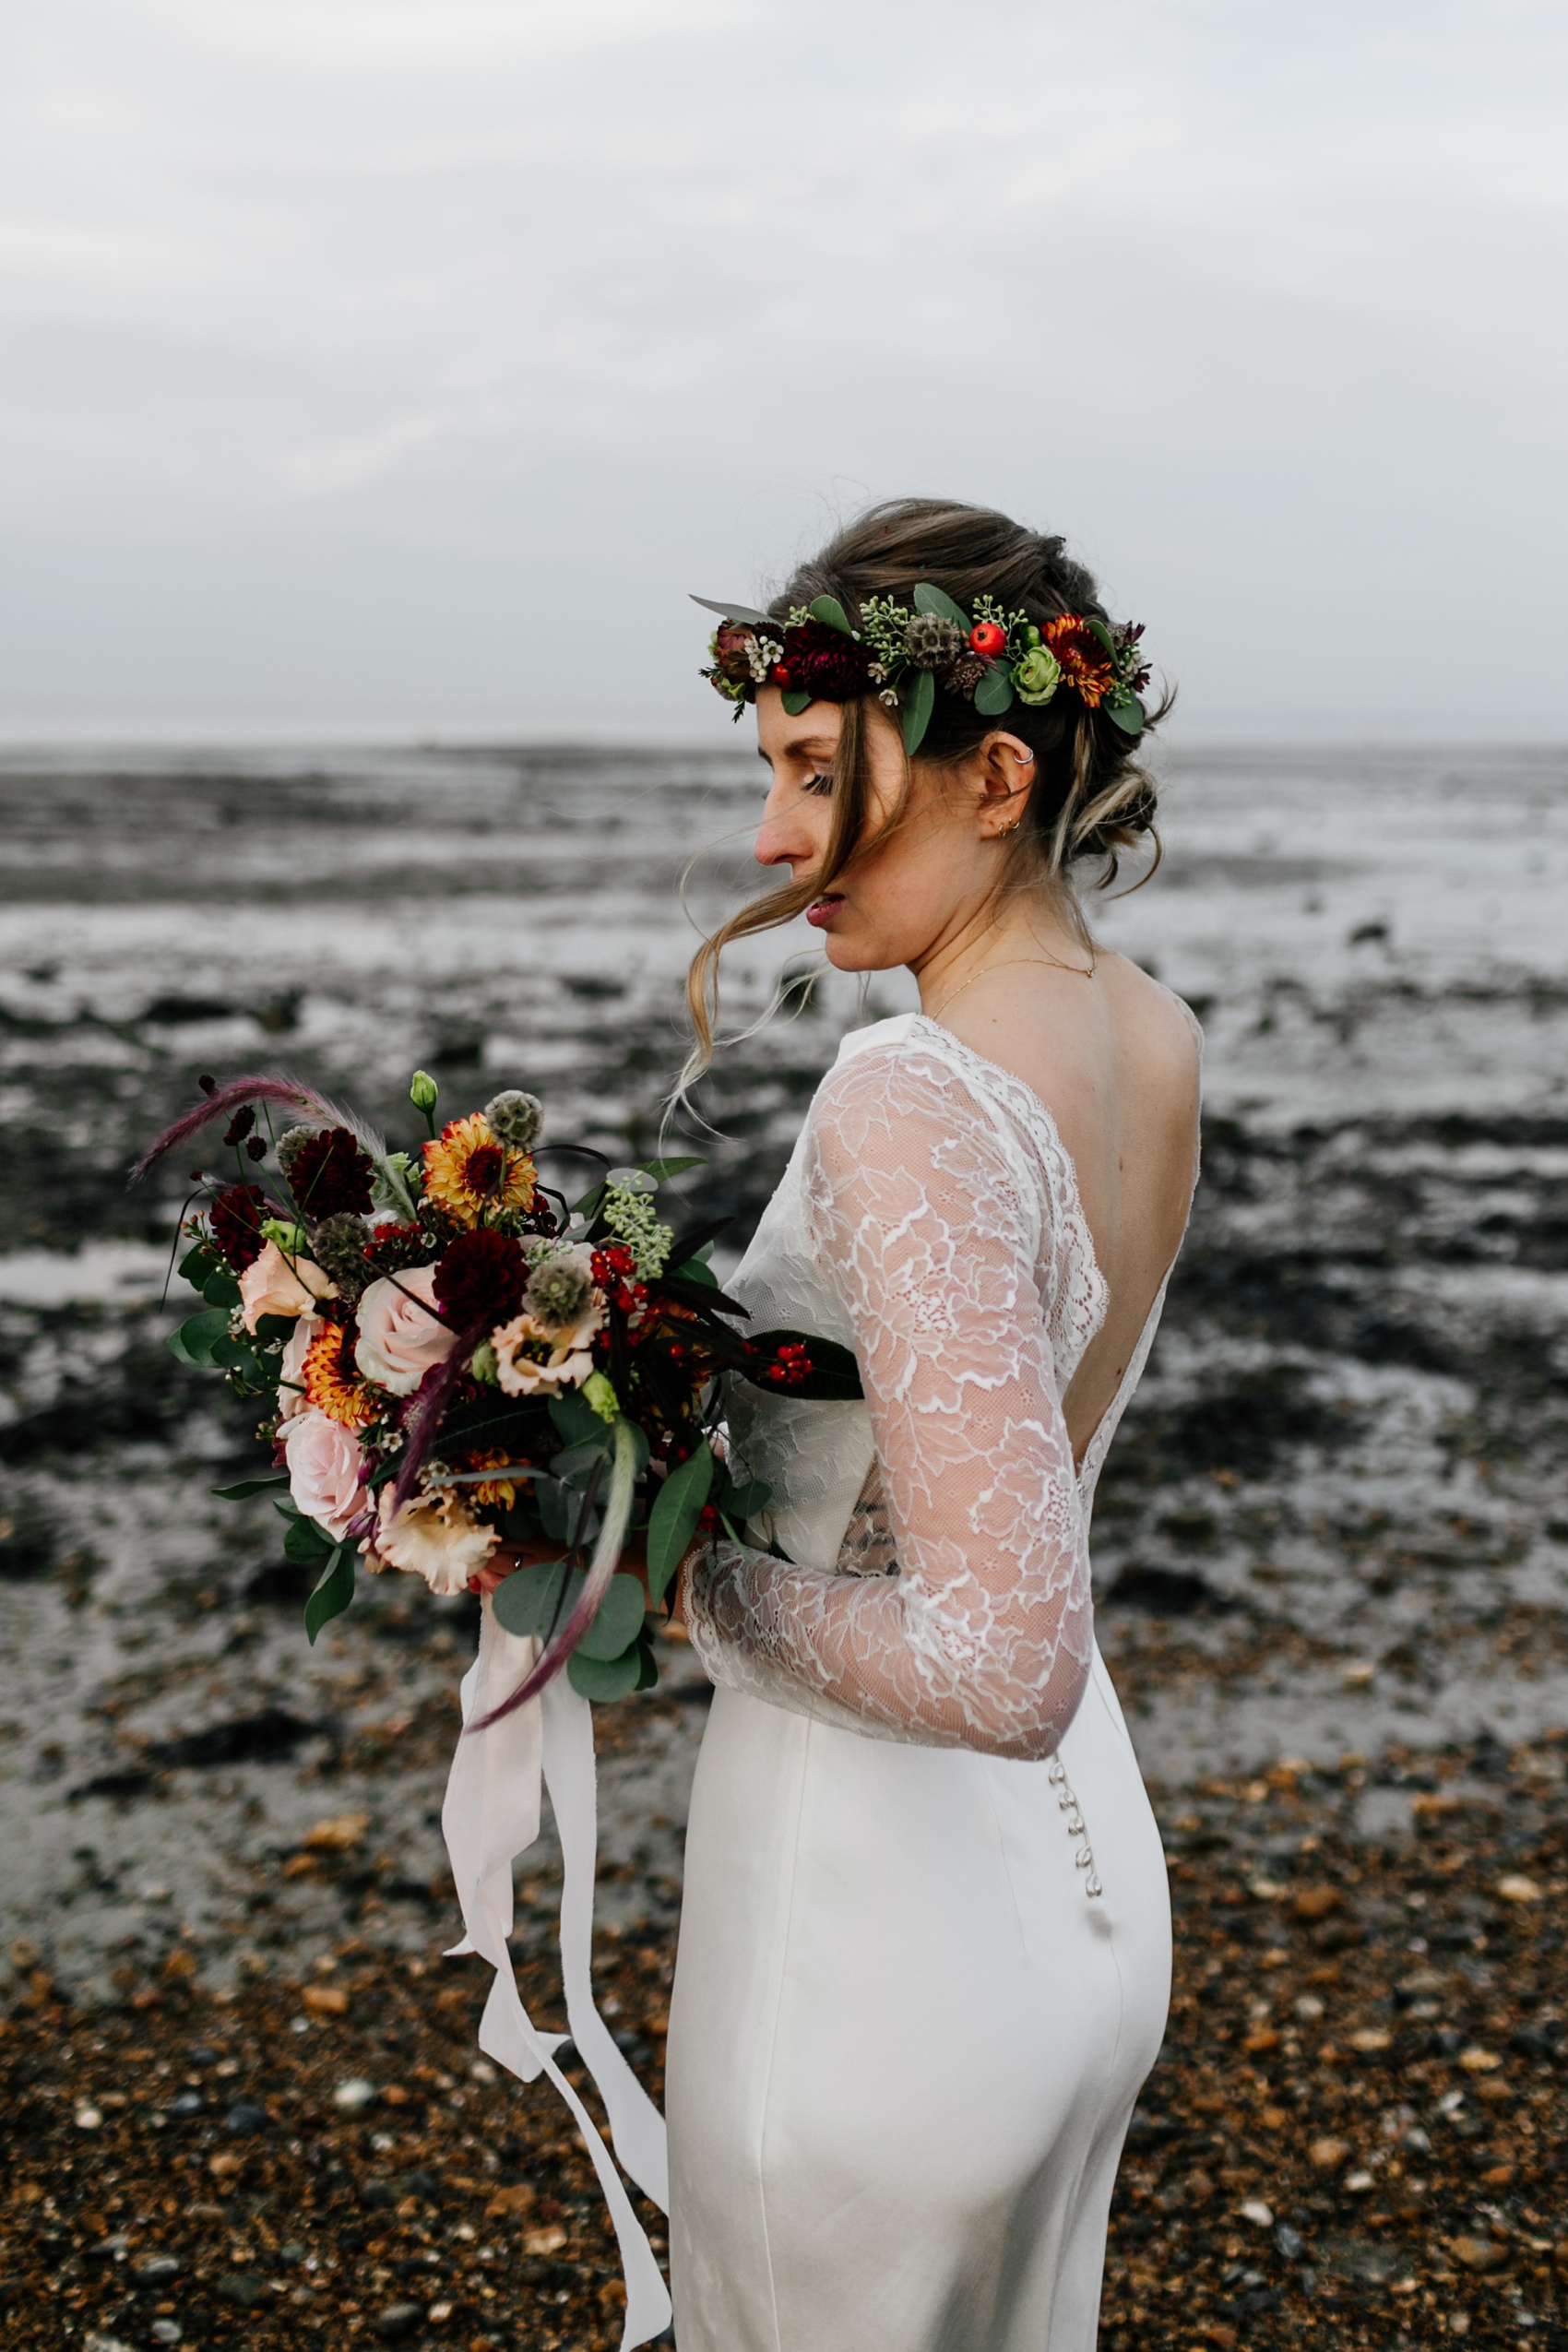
[667,1011,1194,2352]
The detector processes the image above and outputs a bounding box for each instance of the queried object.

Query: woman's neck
[912,894,1094,1021]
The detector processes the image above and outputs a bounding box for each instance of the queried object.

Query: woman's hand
[467,1534,561,1598]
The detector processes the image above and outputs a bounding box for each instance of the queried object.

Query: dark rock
[217,2272,267,2308]
[141,994,235,1024]
[224,2099,268,2134]
[147,1708,320,1770]
[1104,1564,1235,1616]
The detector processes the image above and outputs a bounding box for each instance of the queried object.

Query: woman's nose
[754,786,815,871]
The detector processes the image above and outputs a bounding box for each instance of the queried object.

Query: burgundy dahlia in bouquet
[136,1069,858,1716]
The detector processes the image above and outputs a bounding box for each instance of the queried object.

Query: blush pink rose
[353,1265,456,1396]
[281,1407,366,1538]
[239,1240,337,1333]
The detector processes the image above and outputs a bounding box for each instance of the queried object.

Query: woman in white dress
[661,499,1202,2352]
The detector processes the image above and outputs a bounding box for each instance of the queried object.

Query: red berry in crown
[968,621,1008,659]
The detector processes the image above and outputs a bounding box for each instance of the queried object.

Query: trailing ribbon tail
[442,1600,672,2349]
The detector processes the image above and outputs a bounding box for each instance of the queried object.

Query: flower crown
[695,584,1150,755]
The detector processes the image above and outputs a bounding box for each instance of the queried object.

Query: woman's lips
[805,894,845,929]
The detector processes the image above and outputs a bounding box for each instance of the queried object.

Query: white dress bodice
[686,1013,1182,1761]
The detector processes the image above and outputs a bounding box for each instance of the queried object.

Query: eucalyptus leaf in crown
[135,1069,859,1725]
[694,584,1152,753]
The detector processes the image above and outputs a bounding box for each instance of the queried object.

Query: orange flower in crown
[422,1111,536,1229]
[1041,615,1117,708]
[303,1318,379,1429]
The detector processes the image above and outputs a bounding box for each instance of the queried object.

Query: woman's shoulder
[807,1013,1051,1178]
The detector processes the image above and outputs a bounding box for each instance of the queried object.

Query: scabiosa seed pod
[309,1211,374,1300]
[904,614,966,671]
[523,1245,596,1330]
[276,1123,319,1183]
[482,1089,544,1151]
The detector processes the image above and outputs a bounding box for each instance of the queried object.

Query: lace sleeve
[684,1047,1094,1761]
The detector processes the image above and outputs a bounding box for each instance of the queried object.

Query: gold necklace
[928,949,1096,1025]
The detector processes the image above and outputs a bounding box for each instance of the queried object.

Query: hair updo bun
[683,496,1170,1079]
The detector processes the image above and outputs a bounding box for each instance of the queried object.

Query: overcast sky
[2,0,1564,738]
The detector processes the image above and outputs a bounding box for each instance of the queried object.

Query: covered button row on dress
[1048,1752,1102,1898]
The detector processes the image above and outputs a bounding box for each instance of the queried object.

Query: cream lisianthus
[239,1240,338,1332]
[492,1296,603,1397]
[374,1489,497,1597]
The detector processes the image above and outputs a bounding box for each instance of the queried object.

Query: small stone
[1345,2169,1375,2192]
[1494,1873,1542,1904]
[374,2304,423,2339]
[1240,2199,1273,2227]
[1293,1886,1343,1922]
[74,2104,102,2130]
[82,2335,136,2352]
[208,2149,245,2180]
[1276,2222,1304,2260]
[1348,2027,1391,2052]
[217,2273,267,2308]
[521,2223,568,2255]
[225,2098,269,2133]
[1451,2234,1507,2273]
[1294,1993,1325,2021]
[1310,2135,1350,2171]
[484,2181,535,2218]
[334,2077,377,2112]
[302,1983,350,2018]
[150,2326,183,2346]
[134,2256,181,2285]
[1341,1660,1376,1687]
[303,1811,370,1850]
[1458,2046,1502,2073]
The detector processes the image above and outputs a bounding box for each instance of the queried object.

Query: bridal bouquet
[137,1070,858,1716]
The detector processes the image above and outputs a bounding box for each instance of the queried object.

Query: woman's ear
[973,731,1036,839]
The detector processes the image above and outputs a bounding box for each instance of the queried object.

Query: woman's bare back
[938,950,1202,1464]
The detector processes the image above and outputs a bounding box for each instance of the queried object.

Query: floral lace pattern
[687,1021,1135,1762]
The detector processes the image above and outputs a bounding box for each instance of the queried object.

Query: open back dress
[665,1011,1194,2352]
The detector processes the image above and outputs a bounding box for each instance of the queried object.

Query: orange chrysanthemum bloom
[1043,615,1115,707]
[303,1320,378,1429]
[458,1448,518,1510]
[422,1113,536,1229]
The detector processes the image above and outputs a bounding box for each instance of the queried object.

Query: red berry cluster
[764,1341,810,1390]
[590,1243,644,1316]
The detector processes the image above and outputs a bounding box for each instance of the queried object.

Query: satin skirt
[664,1645,1170,2352]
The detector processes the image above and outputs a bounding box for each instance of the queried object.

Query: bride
[661,497,1202,2351]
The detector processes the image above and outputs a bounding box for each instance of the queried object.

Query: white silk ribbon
[441,1595,672,2349]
